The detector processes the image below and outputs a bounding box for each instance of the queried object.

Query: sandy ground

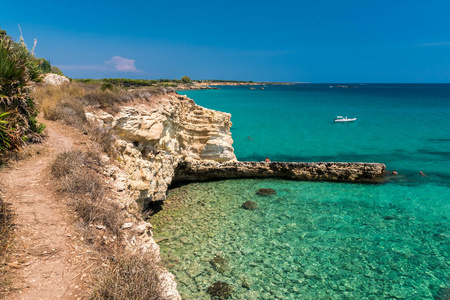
[0,120,99,299]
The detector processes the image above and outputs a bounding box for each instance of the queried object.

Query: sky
[2,0,450,82]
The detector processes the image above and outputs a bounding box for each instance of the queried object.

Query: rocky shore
[87,88,386,209]
[82,86,387,298]
[174,159,386,184]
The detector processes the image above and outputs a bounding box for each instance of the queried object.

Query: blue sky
[2,0,450,82]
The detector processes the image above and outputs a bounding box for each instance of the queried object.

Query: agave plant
[0,28,45,154]
[0,111,11,153]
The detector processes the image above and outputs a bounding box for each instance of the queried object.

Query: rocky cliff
[88,89,236,208]
[88,88,386,209]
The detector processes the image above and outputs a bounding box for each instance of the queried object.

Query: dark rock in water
[209,254,228,273]
[207,281,232,299]
[382,215,398,220]
[241,201,259,210]
[241,277,251,289]
[256,188,277,196]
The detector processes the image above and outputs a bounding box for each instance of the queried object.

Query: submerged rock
[241,277,251,289]
[209,254,228,273]
[256,188,277,196]
[241,200,259,210]
[207,281,233,299]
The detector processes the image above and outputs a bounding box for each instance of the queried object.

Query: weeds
[90,254,164,300]
[32,83,86,121]
[51,150,122,236]
[81,89,132,114]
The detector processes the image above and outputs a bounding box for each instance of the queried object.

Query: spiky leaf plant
[0,27,45,155]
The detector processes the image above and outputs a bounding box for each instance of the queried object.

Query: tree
[181,76,191,84]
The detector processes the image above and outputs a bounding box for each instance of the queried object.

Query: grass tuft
[90,254,164,300]
[51,150,122,236]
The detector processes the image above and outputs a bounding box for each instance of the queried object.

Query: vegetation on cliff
[33,82,172,299]
[0,27,47,158]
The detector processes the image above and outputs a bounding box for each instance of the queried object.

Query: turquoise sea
[152,84,449,299]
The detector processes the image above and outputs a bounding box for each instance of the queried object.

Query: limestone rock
[89,90,236,207]
[43,73,70,85]
[121,222,133,229]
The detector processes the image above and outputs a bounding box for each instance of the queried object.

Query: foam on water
[151,84,450,299]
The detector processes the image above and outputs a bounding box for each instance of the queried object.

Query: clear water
[152,84,450,299]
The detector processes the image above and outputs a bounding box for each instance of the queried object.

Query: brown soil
[0,120,99,299]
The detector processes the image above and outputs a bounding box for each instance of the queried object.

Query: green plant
[51,66,64,76]
[0,27,45,154]
[181,75,191,84]
[0,112,11,152]
[100,82,115,91]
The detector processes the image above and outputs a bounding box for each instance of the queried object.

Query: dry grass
[51,150,122,236]
[81,89,132,114]
[33,84,118,155]
[90,254,164,300]
[32,83,86,120]
[0,195,14,296]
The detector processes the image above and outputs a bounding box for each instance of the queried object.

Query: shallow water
[152,84,450,299]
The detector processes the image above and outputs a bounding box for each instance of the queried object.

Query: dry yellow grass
[32,83,86,120]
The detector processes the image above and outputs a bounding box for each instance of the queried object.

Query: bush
[81,89,132,114]
[90,254,164,300]
[87,125,117,156]
[51,66,64,76]
[0,28,45,155]
[181,75,191,84]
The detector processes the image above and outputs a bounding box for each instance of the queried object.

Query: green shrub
[51,66,64,76]
[0,27,45,155]
[181,75,191,84]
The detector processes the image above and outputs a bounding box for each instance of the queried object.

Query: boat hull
[334,118,356,122]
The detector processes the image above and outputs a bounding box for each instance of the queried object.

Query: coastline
[176,81,292,90]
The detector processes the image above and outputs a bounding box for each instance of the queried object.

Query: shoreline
[176,81,292,90]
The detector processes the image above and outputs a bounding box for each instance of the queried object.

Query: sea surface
[151,84,450,299]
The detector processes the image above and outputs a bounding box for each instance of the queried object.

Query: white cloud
[104,56,142,72]
[57,56,144,73]
[416,41,450,47]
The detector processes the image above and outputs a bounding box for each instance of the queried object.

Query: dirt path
[0,121,98,299]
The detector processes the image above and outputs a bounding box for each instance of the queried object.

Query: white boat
[334,116,356,122]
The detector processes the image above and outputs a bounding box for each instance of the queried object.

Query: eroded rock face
[90,90,236,207]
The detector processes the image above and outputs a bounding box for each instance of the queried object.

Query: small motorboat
[334,116,357,122]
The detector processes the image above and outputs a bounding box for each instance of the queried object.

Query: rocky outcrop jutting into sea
[174,159,386,183]
[87,88,385,209]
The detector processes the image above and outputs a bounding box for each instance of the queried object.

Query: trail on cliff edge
[0,119,98,299]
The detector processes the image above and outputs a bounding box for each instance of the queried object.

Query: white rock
[43,73,70,85]
[121,222,133,229]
